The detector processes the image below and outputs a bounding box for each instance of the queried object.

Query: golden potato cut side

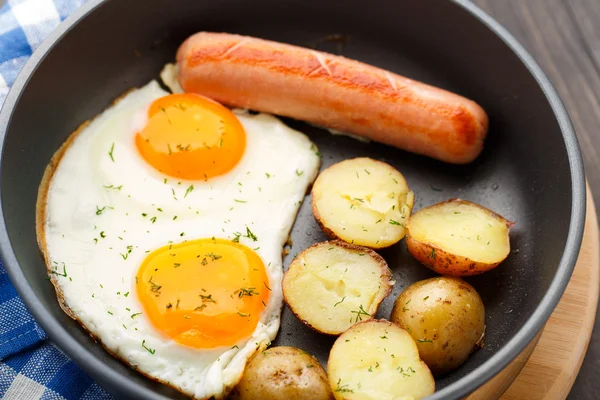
[229,346,333,400]
[328,320,435,400]
[407,199,512,276]
[282,241,394,335]
[312,157,414,249]
[390,277,485,376]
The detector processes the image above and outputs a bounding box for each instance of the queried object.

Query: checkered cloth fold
[1,0,113,398]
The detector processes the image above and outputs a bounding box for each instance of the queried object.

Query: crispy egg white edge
[41,79,321,399]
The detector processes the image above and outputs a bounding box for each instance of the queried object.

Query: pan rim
[0,0,586,399]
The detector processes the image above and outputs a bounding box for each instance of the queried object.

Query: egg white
[41,81,320,399]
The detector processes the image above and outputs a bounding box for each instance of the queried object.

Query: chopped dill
[103,184,122,190]
[236,287,259,298]
[350,304,370,323]
[244,226,258,241]
[148,276,162,296]
[334,379,353,393]
[141,340,155,354]
[334,296,346,307]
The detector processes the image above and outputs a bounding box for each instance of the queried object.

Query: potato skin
[406,199,511,276]
[390,277,485,376]
[406,238,500,276]
[229,346,333,400]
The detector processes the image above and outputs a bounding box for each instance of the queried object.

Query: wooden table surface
[470,1,600,399]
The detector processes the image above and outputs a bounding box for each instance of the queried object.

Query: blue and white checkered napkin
[0,1,113,398]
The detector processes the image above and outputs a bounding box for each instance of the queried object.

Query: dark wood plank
[563,4,600,397]
[568,0,600,74]
[470,1,600,399]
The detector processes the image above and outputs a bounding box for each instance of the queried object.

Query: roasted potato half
[328,320,435,400]
[312,157,414,249]
[282,240,394,335]
[407,199,511,276]
[390,277,485,376]
[229,346,333,400]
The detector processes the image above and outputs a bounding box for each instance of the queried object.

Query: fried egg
[38,80,320,399]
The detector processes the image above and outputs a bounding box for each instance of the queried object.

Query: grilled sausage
[177,32,488,164]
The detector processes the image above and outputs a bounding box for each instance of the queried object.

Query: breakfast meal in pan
[36,31,511,399]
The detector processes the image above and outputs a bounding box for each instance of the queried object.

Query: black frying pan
[0,0,586,399]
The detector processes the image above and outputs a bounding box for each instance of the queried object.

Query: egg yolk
[136,238,270,349]
[135,94,245,180]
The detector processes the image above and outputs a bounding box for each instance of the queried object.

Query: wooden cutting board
[468,185,599,399]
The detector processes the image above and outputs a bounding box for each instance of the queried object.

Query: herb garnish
[108,143,115,162]
[334,296,346,307]
[184,185,194,198]
[389,219,405,227]
[429,248,436,259]
[334,379,354,393]
[199,294,216,303]
[141,340,155,354]
[206,253,222,261]
[96,206,113,216]
[236,287,259,298]
[103,184,122,190]
[148,276,162,296]
[310,143,320,157]
[401,299,412,312]
[50,261,68,278]
[244,226,258,241]
[350,305,370,323]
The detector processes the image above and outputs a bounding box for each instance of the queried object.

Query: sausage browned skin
[177,32,488,164]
